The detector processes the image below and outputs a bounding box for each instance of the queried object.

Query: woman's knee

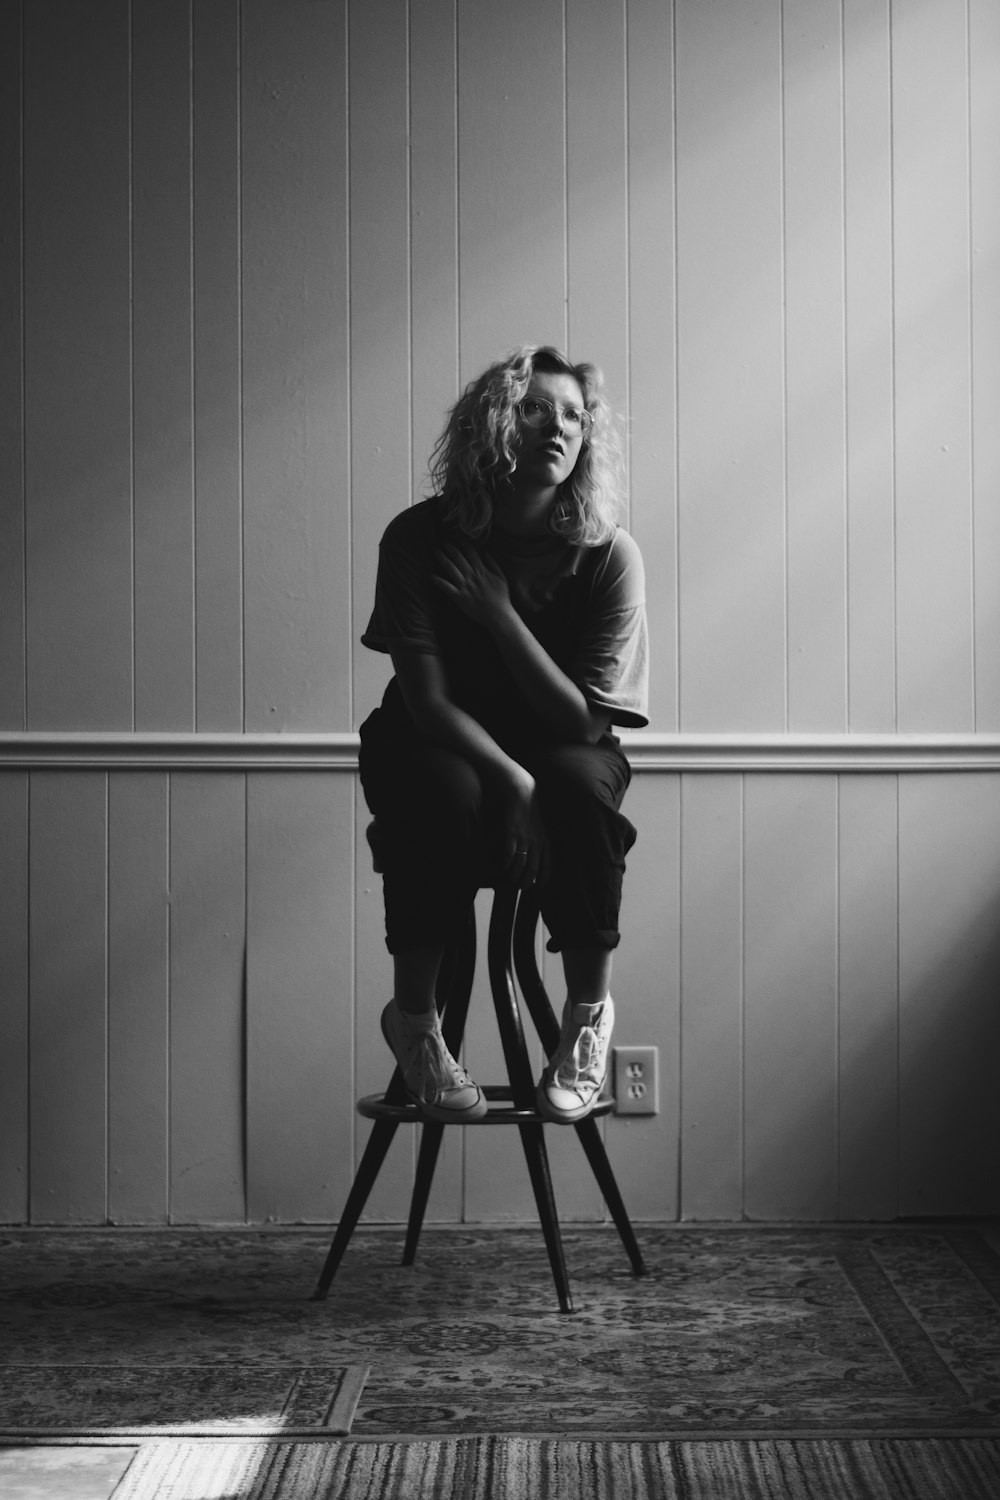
[529,742,631,820]
[362,743,485,840]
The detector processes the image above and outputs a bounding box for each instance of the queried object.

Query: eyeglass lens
[519,397,591,434]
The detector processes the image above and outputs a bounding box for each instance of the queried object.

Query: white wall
[1,0,999,1224]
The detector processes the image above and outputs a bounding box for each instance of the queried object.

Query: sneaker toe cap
[544,1082,587,1113]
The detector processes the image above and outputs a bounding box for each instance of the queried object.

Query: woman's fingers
[502,817,548,889]
[435,545,468,581]
[439,541,479,575]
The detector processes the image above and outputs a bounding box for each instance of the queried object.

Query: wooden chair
[313,828,647,1313]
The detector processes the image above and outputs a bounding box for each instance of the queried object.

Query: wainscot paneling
[2,744,999,1226]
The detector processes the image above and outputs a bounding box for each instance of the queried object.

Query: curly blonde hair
[428,345,624,545]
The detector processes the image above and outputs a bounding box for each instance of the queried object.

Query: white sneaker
[381,1000,487,1122]
[536,996,615,1124]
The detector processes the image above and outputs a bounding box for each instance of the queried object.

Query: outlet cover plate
[612,1045,659,1115]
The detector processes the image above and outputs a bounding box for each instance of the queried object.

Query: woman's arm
[433,542,613,745]
[390,645,548,887]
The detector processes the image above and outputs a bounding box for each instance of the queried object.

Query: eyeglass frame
[515,395,593,438]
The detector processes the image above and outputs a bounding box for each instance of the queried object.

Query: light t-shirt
[361,497,649,746]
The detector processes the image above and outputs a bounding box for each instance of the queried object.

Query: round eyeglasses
[516,395,593,438]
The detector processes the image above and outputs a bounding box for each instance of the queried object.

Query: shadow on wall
[897,897,1000,1217]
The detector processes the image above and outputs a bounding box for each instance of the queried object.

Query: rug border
[0,1364,369,1442]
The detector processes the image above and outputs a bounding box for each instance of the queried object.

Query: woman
[359,345,648,1126]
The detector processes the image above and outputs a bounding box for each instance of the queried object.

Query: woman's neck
[492,480,558,539]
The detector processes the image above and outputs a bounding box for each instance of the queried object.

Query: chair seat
[356,1087,617,1125]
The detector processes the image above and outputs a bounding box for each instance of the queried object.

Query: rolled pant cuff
[545,928,621,954]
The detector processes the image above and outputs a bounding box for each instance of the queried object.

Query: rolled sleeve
[361,507,441,656]
[570,529,649,727]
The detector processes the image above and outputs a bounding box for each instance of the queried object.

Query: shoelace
[405,1028,473,1099]
[555,1021,605,1089]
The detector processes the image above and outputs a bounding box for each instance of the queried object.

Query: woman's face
[510,370,587,491]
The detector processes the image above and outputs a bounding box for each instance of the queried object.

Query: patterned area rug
[1,1226,999,1438]
[105,1435,1000,1499]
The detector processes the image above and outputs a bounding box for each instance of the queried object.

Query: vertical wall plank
[108,774,169,1223]
[627,0,678,731]
[0,775,29,1221]
[457,0,565,377]
[242,0,351,731]
[409,0,459,506]
[0,0,24,729]
[843,0,895,731]
[679,774,744,1220]
[606,771,681,1221]
[744,776,838,1219]
[898,775,1000,1215]
[675,0,785,730]
[970,0,1000,731]
[193,0,243,730]
[169,775,246,1222]
[29,774,108,1222]
[782,0,847,730]
[246,774,354,1222]
[892,0,974,731]
[23,0,132,730]
[349,0,412,729]
[132,0,195,731]
[566,0,628,403]
[837,774,898,1219]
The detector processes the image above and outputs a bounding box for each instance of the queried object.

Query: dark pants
[359,712,636,955]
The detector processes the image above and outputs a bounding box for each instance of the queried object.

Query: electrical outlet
[612,1045,659,1116]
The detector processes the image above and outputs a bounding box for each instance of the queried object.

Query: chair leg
[512,887,646,1280]
[574,1116,648,1277]
[402,1121,445,1266]
[313,1117,400,1300]
[316,916,474,1300]
[488,882,536,1107]
[517,1121,574,1314]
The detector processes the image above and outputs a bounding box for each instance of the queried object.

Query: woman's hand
[499,769,549,890]
[433,542,513,628]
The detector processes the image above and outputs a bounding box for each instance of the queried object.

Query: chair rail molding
[3,732,1000,772]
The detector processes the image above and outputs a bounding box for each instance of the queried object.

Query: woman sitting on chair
[359,344,648,1126]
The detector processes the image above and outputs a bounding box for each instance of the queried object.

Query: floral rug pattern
[1,1226,999,1436]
